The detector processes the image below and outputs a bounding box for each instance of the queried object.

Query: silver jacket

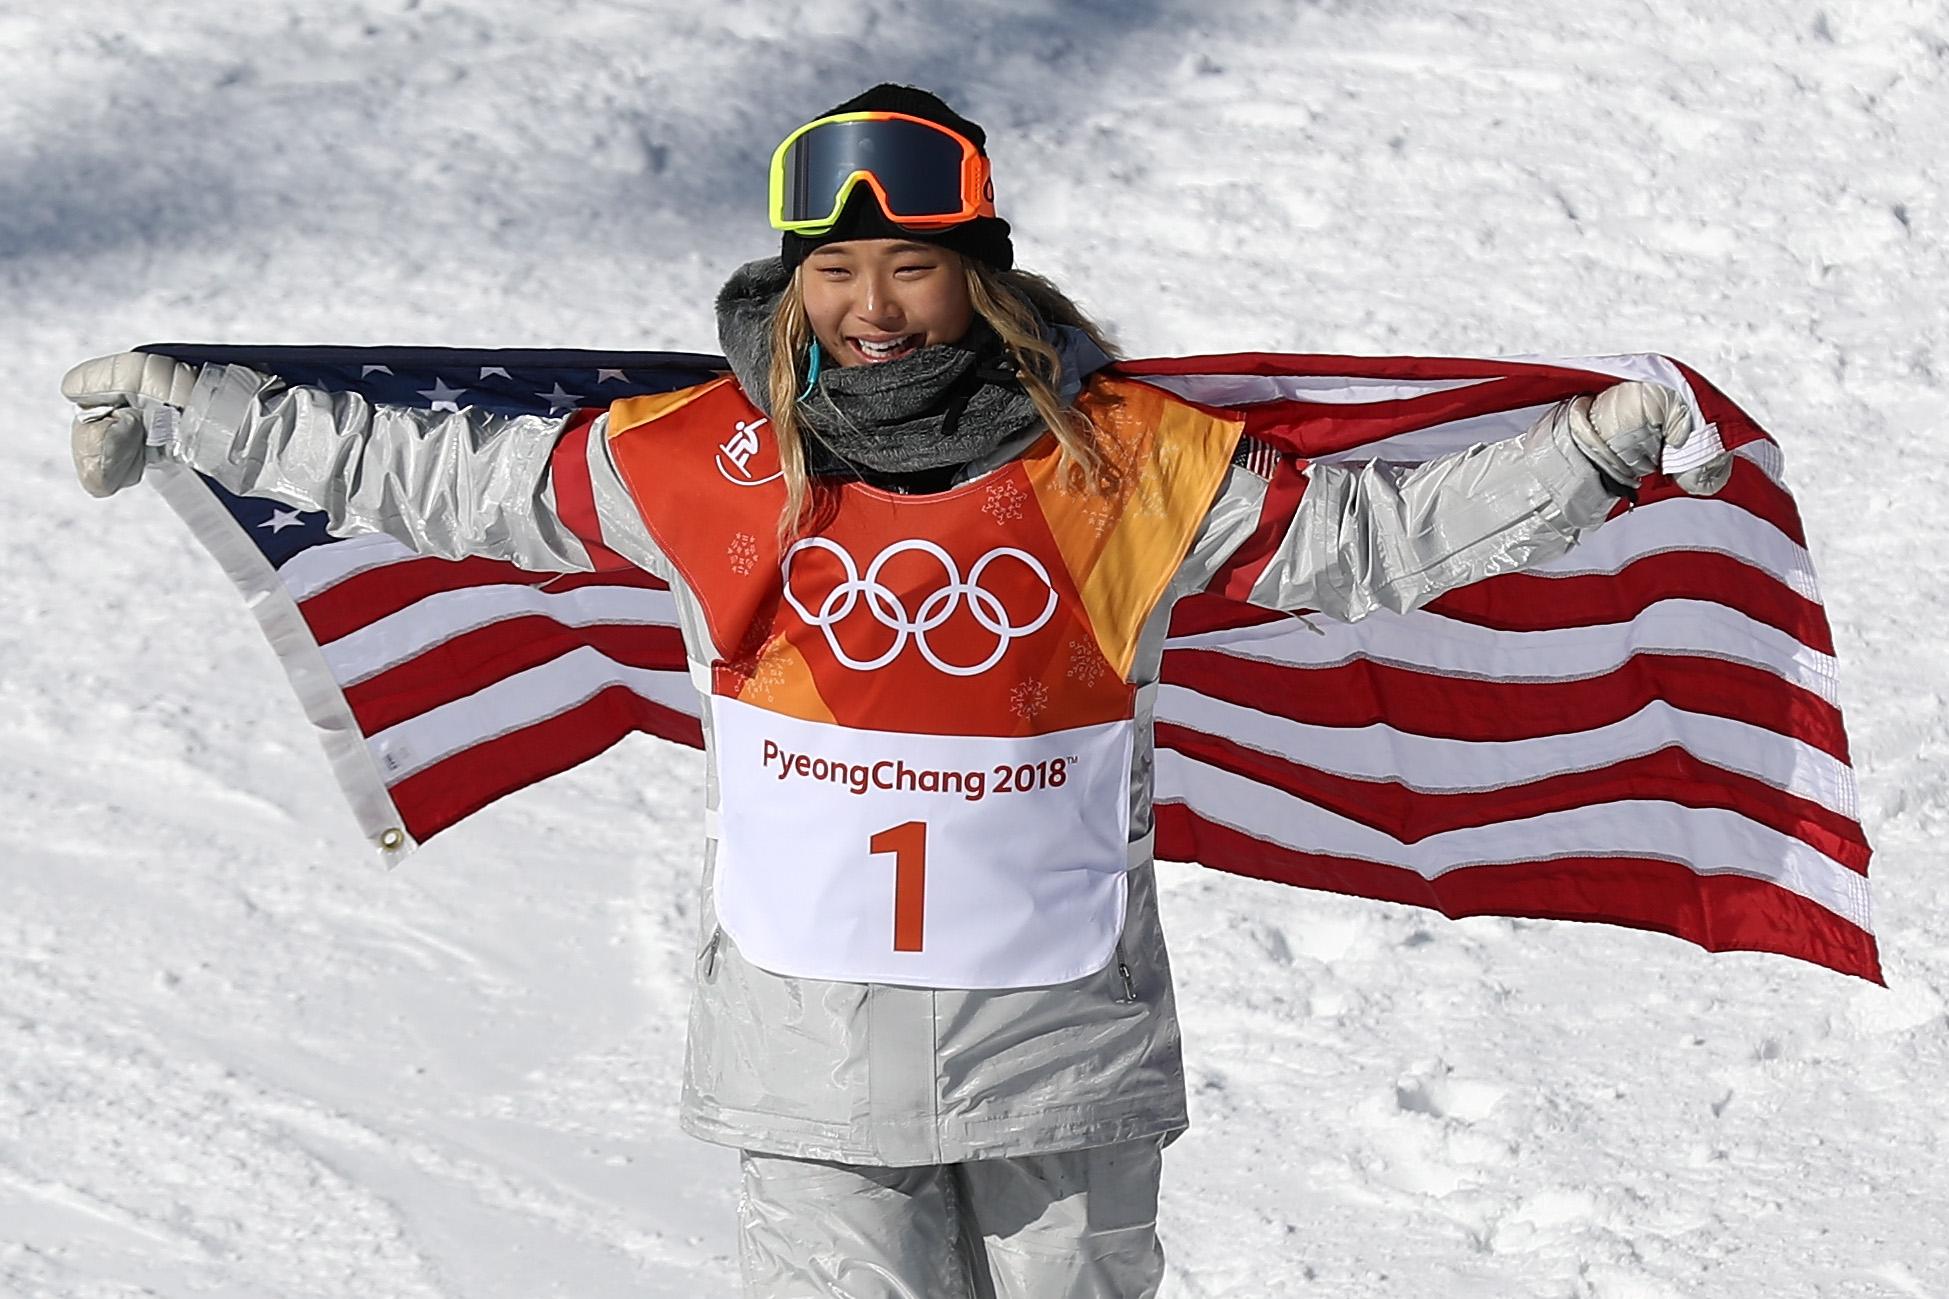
[158,360,1618,1164]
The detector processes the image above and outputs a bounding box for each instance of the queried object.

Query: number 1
[870,821,927,952]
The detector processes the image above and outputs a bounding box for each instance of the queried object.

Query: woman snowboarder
[63,83,1720,1299]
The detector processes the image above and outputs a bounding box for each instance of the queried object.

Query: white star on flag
[537,382,584,413]
[419,376,468,411]
[597,369,629,383]
[479,366,512,381]
[360,365,394,378]
[260,507,305,534]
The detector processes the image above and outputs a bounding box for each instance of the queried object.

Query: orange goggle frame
[769,111,996,236]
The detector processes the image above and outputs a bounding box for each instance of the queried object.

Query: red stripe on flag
[1162,648,1853,762]
[300,556,668,644]
[1154,804,1882,982]
[344,618,688,733]
[386,683,704,841]
[1636,460,1805,547]
[549,407,636,571]
[1166,593,1292,638]
[1155,722,1870,870]
[1424,552,1835,653]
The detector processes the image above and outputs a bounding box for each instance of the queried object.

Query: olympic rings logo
[781,538,1059,676]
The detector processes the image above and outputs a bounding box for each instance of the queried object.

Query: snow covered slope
[4,1,1945,1295]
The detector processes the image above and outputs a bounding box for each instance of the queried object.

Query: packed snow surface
[4,1,1947,1295]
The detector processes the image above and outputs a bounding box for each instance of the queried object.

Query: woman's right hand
[61,352,199,497]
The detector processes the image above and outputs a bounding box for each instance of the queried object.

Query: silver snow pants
[737,1134,1166,1298]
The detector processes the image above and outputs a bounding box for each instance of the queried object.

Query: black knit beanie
[778,83,1015,274]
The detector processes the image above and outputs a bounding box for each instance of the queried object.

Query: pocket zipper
[1115,942,1137,1003]
[701,927,722,980]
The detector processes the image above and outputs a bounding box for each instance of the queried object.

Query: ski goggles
[769,111,996,235]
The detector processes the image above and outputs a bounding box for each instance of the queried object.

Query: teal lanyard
[797,340,824,401]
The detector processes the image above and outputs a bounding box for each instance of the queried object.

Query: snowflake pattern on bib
[1066,639,1108,687]
[1010,679,1051,719]
[983,480,1026,524]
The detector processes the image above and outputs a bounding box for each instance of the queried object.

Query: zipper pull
[1116,956,1137,1003]
[701,929,722,980]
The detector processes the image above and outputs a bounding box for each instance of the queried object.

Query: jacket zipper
[701,927,722,981]
[1115,941,1137,1003]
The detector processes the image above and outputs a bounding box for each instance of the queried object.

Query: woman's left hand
[1567,381,1733,497]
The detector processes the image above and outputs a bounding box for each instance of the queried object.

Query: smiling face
[798,239,975,366]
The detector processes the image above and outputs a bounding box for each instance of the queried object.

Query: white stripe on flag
[1164,600,1841,706]
[1738,439,1787,487]
[366,645,698,782]
[279,532,422,600]
[1661,419,1727,475]
[320,582,680,683]
[1155,749,1873,932]
[1522,497,1815,596]
[1143,372,1500,407]
[1157,684,1860,821]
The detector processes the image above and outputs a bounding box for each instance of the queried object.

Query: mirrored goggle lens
[781,118,968,224]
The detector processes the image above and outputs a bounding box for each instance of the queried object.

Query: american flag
[138,344,1877,982]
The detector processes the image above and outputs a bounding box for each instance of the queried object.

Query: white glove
[61,352,200,498]
[1565,380,1733,497]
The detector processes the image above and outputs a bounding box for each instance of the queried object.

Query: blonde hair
[766,257,1120,537]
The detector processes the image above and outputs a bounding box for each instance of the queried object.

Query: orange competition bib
[606,374,1240,987]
